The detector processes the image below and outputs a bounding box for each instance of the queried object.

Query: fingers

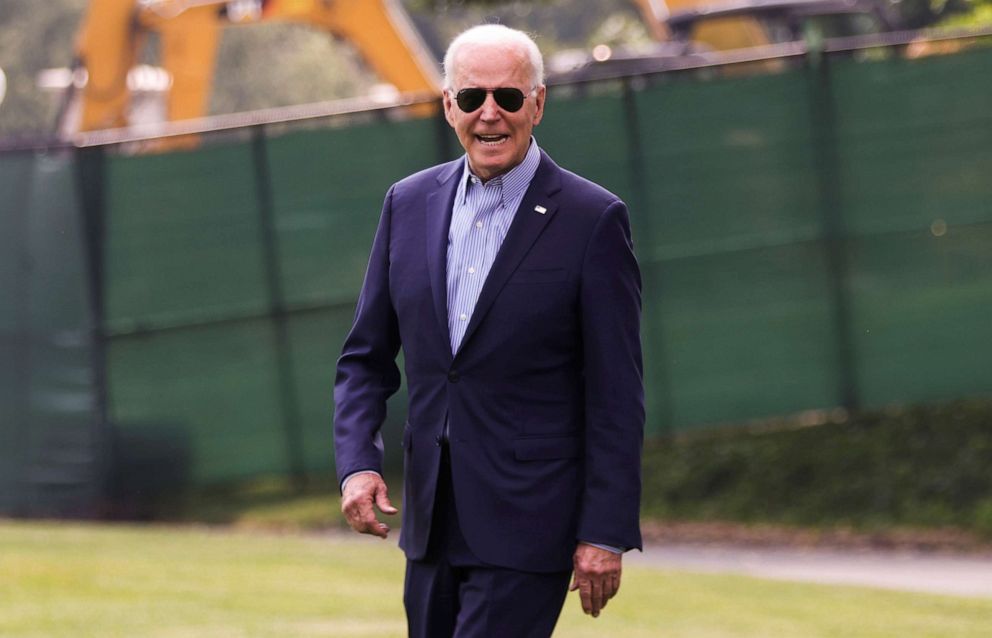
[340,474,397,539]
[576,574,612,617]
[590,577,603,617]
[572,543,623,618]
[375,484,398,515]
[579,579,592,615]
[599,570,619,601]
[344,494,387,538]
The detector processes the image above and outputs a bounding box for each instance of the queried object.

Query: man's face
[443,43,546,182]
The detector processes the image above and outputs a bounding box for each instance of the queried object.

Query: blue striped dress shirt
[446,138,541,353]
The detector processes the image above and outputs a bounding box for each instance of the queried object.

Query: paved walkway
[630,543,992,598]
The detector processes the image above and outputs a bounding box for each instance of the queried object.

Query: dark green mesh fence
[629,69,842,428]
[3,43,992,509]
[102,119,441,484]
[829,50,992,407]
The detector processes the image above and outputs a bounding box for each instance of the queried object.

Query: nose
[478,93,501,122]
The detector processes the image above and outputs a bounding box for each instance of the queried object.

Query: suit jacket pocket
[513,434,582,461]
[508,268,567,284]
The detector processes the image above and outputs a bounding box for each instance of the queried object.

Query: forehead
[451,43,532,89]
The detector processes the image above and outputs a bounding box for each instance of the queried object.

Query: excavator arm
[74,0,441,135]
[268,0,441,109]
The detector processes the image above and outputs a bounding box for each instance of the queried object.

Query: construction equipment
[548,0,899,82]
[664,0,898,50]
[631,0,764,48]
[72,0,442,136]
[632,0,897,52]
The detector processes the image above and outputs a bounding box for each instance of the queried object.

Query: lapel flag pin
[534,205,547,215]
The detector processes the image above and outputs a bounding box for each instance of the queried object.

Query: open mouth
[476,134,509,146]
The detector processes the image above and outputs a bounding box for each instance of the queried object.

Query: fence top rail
[0,136,73,154]
[71,90,440,149]
[2,25,988,152]
[822,23,992,53]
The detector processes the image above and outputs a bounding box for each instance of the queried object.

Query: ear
[442,90,457,128]
[531,85,547,126]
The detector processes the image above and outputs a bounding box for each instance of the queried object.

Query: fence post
[3,151,38,513]
[621,78,674,435]
[74,144,113,510]
[806,46,860,412]
[251,126,308,488]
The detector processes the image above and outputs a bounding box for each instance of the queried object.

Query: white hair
[442,24,545,90]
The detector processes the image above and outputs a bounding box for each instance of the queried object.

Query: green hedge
[641,399,992,535]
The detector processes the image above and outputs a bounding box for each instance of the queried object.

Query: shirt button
[475,221,483,229]
[459,313,467,321]
[468,267,476,274]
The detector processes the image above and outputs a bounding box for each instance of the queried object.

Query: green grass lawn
[2,521,991,638]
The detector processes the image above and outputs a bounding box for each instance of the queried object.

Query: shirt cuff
[340,470,382,493]
[581,541,625,554]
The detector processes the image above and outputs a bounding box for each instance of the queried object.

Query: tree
[0,0,86,136]
[936,0,992,27]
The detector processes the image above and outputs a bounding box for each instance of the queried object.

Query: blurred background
[1,0,991,545]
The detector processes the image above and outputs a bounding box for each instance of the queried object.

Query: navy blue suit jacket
[334,150,644,573]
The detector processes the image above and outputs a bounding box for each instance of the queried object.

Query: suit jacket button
[447,370,460,383]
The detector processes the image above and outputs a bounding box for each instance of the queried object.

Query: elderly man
[334,24,644,638]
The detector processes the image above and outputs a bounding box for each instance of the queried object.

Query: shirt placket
[475,185,502,286]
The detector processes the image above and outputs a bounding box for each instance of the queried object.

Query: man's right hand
[340,473,398,538]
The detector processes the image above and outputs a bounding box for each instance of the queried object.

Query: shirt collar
[458,137,541,205]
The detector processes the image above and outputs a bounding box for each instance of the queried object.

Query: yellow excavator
[633,0,772,50]
[633,0,898,53]
[73,0,442,137]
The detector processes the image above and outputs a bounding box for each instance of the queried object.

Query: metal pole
[806,46,860,412]
[251,126,308,489]
[5,151,37,515]
[74,144,113,513]
[621,78,674,436]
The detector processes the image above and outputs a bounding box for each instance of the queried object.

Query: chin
[471,154,509,175]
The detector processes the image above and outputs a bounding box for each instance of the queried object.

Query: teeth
[478,135,507,145]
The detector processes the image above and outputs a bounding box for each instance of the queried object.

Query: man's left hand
[569,542,622,618]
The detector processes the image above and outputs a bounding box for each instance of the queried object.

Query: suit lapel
[456,152,563,357]
[425,160,461,358]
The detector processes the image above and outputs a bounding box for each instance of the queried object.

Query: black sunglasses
[454,87,531,113]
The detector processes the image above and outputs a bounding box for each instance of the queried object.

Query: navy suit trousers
[403,444,571,638]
